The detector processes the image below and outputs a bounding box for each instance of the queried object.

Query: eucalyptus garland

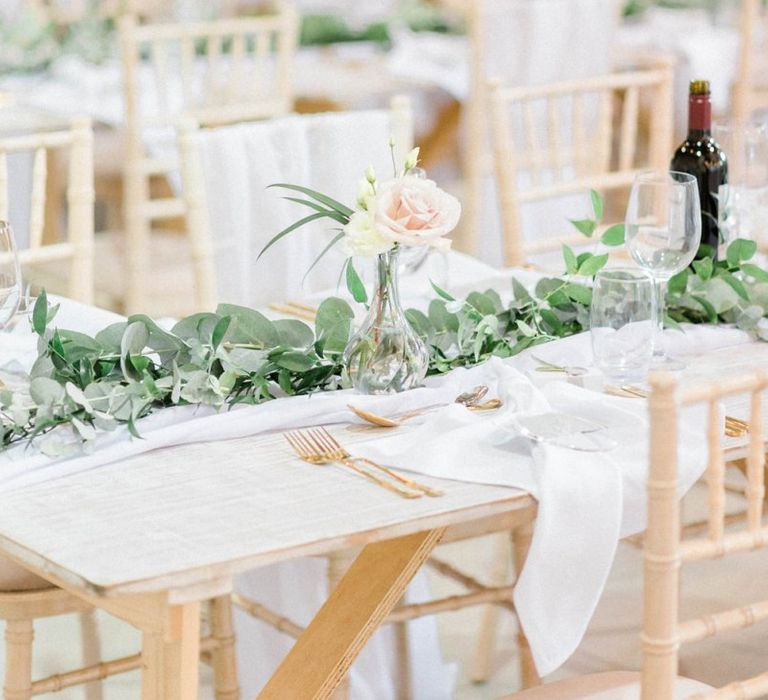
[4,191,768,453]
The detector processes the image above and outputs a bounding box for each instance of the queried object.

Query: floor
[2,480,767,699]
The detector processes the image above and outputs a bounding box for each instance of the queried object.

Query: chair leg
[470,533,510,683]
[512,522,541,689]
[78,609,104,700]
[209,596,240,700]
[4,619,33,700]
[327,550,356,700]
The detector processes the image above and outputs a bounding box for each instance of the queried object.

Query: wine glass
[0,221,21,331]
[625,171,701,370]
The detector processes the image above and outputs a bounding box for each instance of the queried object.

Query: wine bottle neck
[687,93,711,135]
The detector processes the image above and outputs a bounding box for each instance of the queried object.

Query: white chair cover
[194,109,407,307]
[482,0,621,87]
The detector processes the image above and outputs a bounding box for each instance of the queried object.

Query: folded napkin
[360,358,710,676]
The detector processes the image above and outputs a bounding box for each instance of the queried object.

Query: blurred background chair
[732,0,768,122]
[0,117,94,303]
[117,6,299,313]
[459,0,624,260]
[488,66,674,268]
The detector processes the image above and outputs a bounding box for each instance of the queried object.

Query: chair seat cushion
[499,671,714,699]
[0,557,52,592]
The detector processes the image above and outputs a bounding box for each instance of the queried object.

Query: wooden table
[2,335,767,697]
[0,425,533,698]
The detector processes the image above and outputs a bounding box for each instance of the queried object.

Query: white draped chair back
[489,68,674,268]
[178,96,414,311]
[118,7,299,312]
[462,0,624,259]
[502,367,768,699]
[0,117,94,303]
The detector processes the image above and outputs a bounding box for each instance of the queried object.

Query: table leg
[141,601,201,700]
[258,528,445,700]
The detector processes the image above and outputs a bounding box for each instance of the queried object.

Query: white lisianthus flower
[374,175,461,251]
[343,209,394,257]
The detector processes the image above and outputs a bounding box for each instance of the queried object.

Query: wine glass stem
[653,277,667,357]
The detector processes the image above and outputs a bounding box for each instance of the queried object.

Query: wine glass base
[650,354,686,371]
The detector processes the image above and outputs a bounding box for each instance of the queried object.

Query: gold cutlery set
[605,384,750,438]
[283,386,502,499]
[285,426,443,499]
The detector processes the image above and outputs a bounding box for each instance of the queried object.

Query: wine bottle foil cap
[690,79,710,95]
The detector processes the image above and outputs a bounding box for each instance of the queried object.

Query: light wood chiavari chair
[499,367,768,699]
[460,0,624,256]
[0,118,94,303]
[489,68,674,268]
[732,0,768,122]
[118,7,298,313]
[0,580,239,700]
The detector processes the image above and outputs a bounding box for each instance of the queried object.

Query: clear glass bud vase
[343,247,429,394]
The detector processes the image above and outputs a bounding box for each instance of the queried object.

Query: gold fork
[285,429,422,499]
[312,427,444,497]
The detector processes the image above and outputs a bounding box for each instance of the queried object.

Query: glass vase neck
[375,248,402,308]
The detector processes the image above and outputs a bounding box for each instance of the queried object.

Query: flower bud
[365,165,376,184]
[356,177,374,209]
[404,147,420,172]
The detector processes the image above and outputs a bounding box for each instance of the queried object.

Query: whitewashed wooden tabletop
[0,425,530,598]
[1,335,767,601]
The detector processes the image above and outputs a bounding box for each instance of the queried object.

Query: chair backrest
[489,68,674,267]
[460,0,623,255]
[118,7,298,313]
[0,118,94,303]
[118,9,298,133]
[732,0,768,121]
[178,96,414,311]
[644,369,768,699]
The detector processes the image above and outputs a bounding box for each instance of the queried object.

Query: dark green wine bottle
[670,80,728,259]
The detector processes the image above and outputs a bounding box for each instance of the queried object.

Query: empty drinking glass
[590,268,655,383]
[0,221,21,330]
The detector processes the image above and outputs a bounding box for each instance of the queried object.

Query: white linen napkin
[359,358,710,676]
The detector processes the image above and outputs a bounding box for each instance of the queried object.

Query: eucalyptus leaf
[726,238,757,267]
[569,219,597,237]
[600,224,625,247]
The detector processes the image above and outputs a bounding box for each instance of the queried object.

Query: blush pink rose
[374,176,461,251]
